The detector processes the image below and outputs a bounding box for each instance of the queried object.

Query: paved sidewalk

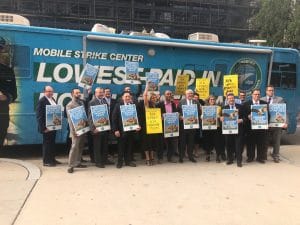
[1,145,300,225]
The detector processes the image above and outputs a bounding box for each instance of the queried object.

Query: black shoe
[189,158,197,163]
[247,158,254,163]
[67,167,74,173]
[216,155,221,163]
[81,158,88,163]
[157,159,162,164]
[90,159,95,163]
[256,159,265,164]
[106,160,114,165]
[125,162,136,167]
[206,156,210,162]
[116,163,122,169]
[226,161,233,165]
[237,162,242,167]
[54,160,62,164]
[179,158,183,163]
[75,164,87,168]
[43,163,56,167]
[96,164,105,168]
[168,159,177,163]
[274,158,280,163]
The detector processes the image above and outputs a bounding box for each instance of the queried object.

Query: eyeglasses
[253,94,260,95]
[267,89,274,91]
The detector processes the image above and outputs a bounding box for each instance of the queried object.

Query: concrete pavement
[1,145,300,225]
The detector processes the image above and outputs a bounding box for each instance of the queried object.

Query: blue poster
[202,106,218,130]
[68,105,90,135]
[46,105,62,130]
[78,63,99,88]
[251,104,268,129]
[182,104,199,129]
[90,104,111,131]
[269,103,286,128]
[222,108,238,134]
[120,104,139,131]
[125,61,140,84]
[146,72,159,94]
[163,112,179,138]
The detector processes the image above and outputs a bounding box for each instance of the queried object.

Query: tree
[286,2,300,48]
[251,0,294,47]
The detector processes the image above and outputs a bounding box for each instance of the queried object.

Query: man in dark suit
[0,39,17,148]
[221,93,246,167]
[178,89,201,163]
[36,86,60,166]
[88,87,111,168]
[112,91,141,168]
[243,89,268,163]
[159,90,178,163]
[261,85,288,163]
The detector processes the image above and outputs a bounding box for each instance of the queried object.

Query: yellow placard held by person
[175,74,189,95]
[223,74,238,96]
[196,78,210,100]
[146,108,163,134]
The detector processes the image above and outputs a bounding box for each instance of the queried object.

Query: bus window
[269,62,296,89]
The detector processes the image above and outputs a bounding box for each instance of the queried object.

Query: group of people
[36,83,287,173]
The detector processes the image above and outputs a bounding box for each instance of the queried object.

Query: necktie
[268,97,272,104]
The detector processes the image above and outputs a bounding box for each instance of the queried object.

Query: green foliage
[251,0,299,48]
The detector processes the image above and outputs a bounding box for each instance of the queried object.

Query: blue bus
[0,18,299,146]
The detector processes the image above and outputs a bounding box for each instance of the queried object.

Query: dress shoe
[168,159,177,163]
[189,158,197,163]
[226,161,233,165]
[106,160,114,165]
[96,164,105,168]
[216,156,221,163]
[157,159,162,164]
[125,162,136,167]
[246,158,254,163]
[206,156,210,162]
[237,162,242,167]
[75,164,87,168]
[179,158,183,163]
[116,163,122,169]
[274,158,280,163]
[67,167,74,173]
[43,163,56,167]
[256,159,265,164]
[54,160,62,164]
[81,158,88,163]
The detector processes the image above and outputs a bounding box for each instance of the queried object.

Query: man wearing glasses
[261,85,288,163]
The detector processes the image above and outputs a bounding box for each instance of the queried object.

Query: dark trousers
[225,134,243,163]
[265,127,282,159]
[42,131,56,164]
[117,131,134,165]
[203,128,225,156]
[93,131,108,165]
[246,130,267,161]
[0,113,9,148]
[180,129,196,160]
[165,137,178,161]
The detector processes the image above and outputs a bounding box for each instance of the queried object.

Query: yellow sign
[146,108,163,134]
[223,74,238,96]
[175,74,189,95]
[196,78,210,100]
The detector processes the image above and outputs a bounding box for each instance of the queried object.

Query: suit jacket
[243,99,268,131]
[158,101,178,115]
[66,98,85,136]
[260,95,284,104]
[178,99,201,129]
[36,96,56,133]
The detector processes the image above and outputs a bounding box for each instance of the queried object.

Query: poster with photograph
[182,104,199,129]
[146,72,159,94]
[202,106,218,130]
[46,105,62,130]
[90,104,111,132]
[120,104,139,131]
[269,103,286,128]
[78,63,99,88]
[251,104,268,129]
[125,61,140,84]
[222,108,238,134]
[163,112,179,138]
[68,105,90,135]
